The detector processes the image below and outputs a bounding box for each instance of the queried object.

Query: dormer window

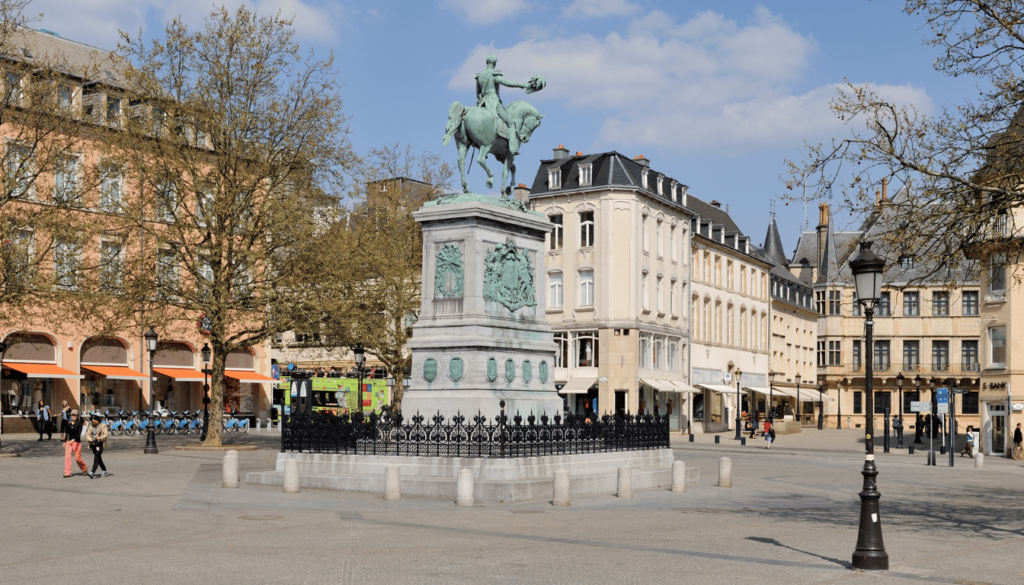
[106,96,121,126]
[548,167,561,189]
[5,71,23,102]
[641,169,648,189]
[670,181,678,202]
[579,163,592,186]
[657,176,663,195]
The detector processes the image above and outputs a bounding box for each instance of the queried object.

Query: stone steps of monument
[245,467,698,503]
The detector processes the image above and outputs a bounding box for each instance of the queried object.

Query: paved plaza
[1,429,1022,585]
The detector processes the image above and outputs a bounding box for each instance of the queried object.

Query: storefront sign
[909,401,930,412]
[982,381,1008,391]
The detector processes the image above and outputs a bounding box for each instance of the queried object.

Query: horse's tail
[442,102,465,147]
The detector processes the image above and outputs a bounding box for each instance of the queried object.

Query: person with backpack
[83,414,109,478]
[61,409,88,478]
[35,399,53,441]
[763,419,775,449]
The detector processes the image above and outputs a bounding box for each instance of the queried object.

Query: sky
[28,0,981,256]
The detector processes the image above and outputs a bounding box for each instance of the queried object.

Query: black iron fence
[281,402,670,458]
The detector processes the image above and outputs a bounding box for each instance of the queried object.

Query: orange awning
[224,370,276,384]
[2,362,84,379]
[153,367,206,382]
[81,365,149,381]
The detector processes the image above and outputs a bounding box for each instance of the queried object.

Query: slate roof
[762,216,787,265]
[6,27,127,88]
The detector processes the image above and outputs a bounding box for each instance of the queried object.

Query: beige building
[792,199,982,434]
[526,148,694,430]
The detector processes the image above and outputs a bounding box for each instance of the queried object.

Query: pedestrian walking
[60,401,71,436]
[960,425,975,458]
[84,414,109,478]
[1013,423,1024,460]
[62,409,88,478]
[35,399,53,441]
[763,419,774,449]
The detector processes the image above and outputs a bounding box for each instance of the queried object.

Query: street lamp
[143,326,159,455]
[895,373,905,449]
[734,368,743,440]
[913,374,923,443]
[818,379,824,430]
[0,339,7,450]
[849,241,889,571]
[795,373,802,426]
[353,343,366,420]
[201,343,211,442]
[768,370,778,423]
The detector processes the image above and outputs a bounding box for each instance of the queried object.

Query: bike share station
[907,386,972,467]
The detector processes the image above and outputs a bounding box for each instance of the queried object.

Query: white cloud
[563,0,642,18]
[441,0,529,25]
[449,7,933,155]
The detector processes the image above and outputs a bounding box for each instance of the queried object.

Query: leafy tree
[94,6,353,445]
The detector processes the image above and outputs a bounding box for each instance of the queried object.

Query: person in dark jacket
[35,400,52,441]
[62,410,88,478]
[60,401,71,435]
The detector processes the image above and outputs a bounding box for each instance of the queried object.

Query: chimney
[817,202,829,228]
[816,202,830,281]
[575,151,583,156]
[634,154,649,168]
[552,145,569,160]
[710,200,722,209]
[881,177,888,201]
[514,183,531,204]
[725,204,729,214]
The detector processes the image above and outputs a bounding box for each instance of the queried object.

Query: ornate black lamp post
[849,241,888,571]
[353,343,366,420]
[200,343,211,442]
[768,370,778,423]
[734,367,743,440]
[913,374,923,443]
[795,373,802,425]
[818,379,825,430]
[895,373,905,449]
[0,339,7,450]
[144,326,159,455]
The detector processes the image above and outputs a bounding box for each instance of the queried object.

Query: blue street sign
[936,388,949,404]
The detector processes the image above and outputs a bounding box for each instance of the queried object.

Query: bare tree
[94,6,353,446]
[785,1,1024,285]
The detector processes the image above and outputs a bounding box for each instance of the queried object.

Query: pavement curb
[173,445,259,451]
[0,453,21,457]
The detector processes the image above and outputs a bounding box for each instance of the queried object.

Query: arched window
[691,295,700,341]
[548,272,563,309]
[579,269,594,306]
[656,275,663,313]
[641,270,649,310]
[639,333,651,369]
[642,214,649,252]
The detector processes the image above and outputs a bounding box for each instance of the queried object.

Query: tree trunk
[391,369,404,415]
[202,335,227,447]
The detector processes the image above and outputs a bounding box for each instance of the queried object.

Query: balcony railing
[819,362,981,377]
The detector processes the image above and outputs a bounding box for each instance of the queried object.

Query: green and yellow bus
[277,376,389,416]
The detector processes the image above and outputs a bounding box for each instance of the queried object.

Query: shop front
[79,337,148,413]
[223,348,276,421]
[558,377,598,418]
[639,379,694,433]
[152,342,205,412]
[979,379,1019,457]
[1,333,82,434]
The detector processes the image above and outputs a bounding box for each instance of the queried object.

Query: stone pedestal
[402,195,563,421]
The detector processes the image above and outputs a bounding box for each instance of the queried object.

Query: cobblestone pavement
[1,429,1021,584]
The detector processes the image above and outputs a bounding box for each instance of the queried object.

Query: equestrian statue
[442,53,545,198]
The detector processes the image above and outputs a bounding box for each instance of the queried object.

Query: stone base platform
[246,449,698,503]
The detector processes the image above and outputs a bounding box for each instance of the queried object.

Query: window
[669,280,676,315]
[579,164,592,186]
[639,333,651,369]
[554,332,568,368]
[852,340,862,370]
[703,252,710,281]
[549,214,563,250]
[5,71,22,102]
[990,327,1007,367]
[740,266,746,294]
[100,164,122,212]
[853,293,862,316]
[873,340,891,371]
[656,220,663,257]
[726,304,733,344]
[828,290,841,315]
[874,391,892,414]
[641,214,648,252]
[579,211,594,247]
[578,269,594,307]
[548,167,561,189]
[816,340,825,367]
[641,169,648,189]
[573,331,599,367]
[53,155,79,205]
[962,291,979,316]
[932,340,949,371]
[106,96,121,126]
[903,391,919,414]
[155,179,178,222]
[714,256,721,286]
[197,189,214,229]
[828,340,842,366]
[667,337,680,371]
[641,271,649,310]
[903,292,920,316]
[670,226,677,261]
[6,230,34,284]
[932,291,949,316]
[739,308,747,347]
[899,255,915,269]
[5,144,33,198]
[962,392,980,415]
[990,254,1007,293]
[853,391,862,414]
[58,84,73,109]
[726,260,733,289]
[548,272,563,309]
[877,292,891,316]
[99,240,122,290]
[961,340,979,372]
[815,290,826,314]
[656,276,663,313]
[703,298,710,341]
[656,176,663,195]
[197,256,214,296]
[654,335,665,370]
[715,301,722,343]
[53,239,81,290]
[902,340,919,371]
[157,250,179,298]
[691,296,700,340]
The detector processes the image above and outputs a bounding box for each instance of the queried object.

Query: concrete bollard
[456,468,474,507]
[671,460,686,493]
[255,418,261,432]
[552,470,571,506]
[283,458,300,493]
[616,467,633,498]
[384,465,401,501]
[975,453,984,469]
[222,450,239,488]
[718,457,732,488]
